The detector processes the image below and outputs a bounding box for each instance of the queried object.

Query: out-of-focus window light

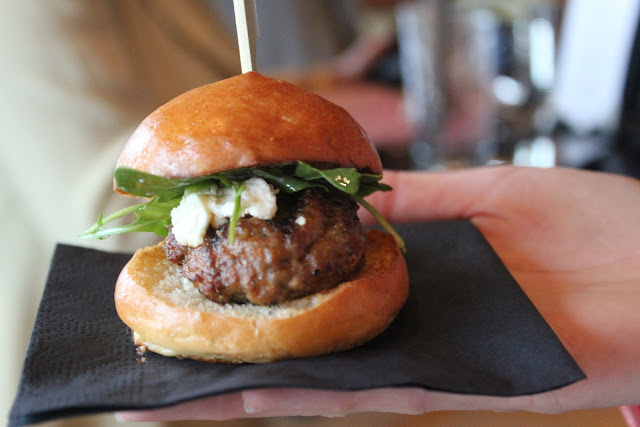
[529,17,555,92]
[493,75,528,106]
[552,0,640,134]
[513,136,556,167]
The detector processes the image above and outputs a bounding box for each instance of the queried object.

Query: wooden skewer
[233,0,258,73]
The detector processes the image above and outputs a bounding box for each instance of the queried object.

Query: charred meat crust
[163,188,366,305]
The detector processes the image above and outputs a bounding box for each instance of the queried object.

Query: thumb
[361,166,514,224]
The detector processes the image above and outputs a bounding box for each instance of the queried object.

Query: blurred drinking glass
[397,0,499,169]
[396,0,559,169]
[492,0,558,167]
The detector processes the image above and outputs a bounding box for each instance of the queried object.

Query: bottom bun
[114,229,409,363]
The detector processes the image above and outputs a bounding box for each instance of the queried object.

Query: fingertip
[241,388,356,417]
[113,411,144,422]
[112,391,251,422]
[366,166,517,224]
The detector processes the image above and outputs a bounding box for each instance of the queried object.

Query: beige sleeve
[0,1,239,426]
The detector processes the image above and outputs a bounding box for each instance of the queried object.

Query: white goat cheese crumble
[170,177,278,247]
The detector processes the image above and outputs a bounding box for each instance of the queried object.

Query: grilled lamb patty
[163,188,366,305]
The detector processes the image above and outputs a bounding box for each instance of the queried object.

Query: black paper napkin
[9,221,585,427]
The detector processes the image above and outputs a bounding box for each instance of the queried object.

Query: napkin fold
[9,221,585,427]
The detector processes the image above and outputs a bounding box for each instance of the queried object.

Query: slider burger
[82,72,409,363]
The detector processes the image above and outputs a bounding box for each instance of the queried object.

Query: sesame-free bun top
[117,72,382,186]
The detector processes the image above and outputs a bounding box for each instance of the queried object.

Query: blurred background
[1,0,638,426]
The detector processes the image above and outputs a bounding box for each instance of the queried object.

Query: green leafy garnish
[293,162,393,197]
[80,162,404,251]
[80,197,181,240]
[113,167,248,197]
[294,162,361,195]
[228,182,246,244]
[251,169,320,193]
[352,195,405,252]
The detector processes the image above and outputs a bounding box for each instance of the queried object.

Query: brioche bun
[116,71,382,192]
[112,72,408,363]
[115,229,408,363]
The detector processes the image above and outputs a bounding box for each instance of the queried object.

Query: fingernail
[322,413,345,418]
[243,401,258,414]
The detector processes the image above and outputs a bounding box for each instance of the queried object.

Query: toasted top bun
[116,72,382,192]
[114,229,408,363]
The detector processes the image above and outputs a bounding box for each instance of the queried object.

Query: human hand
[117,166,640,421]
[364,166,640,411]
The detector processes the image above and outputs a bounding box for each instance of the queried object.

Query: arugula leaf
[252,169,322,193]
[359,172,385,182]
[294,162,361,195]
[227,182,246,244]
[82,162,402,250]
[352,195,406,252]
[114,167,192,198]
[113,167,257,198]
[155,186,187,203]
[81,202,145,238]
[80,197,180,240]
[357,184,388,198]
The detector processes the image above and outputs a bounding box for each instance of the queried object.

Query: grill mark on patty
[163,188,366,305]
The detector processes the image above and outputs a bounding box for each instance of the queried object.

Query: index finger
[360,166,515,224]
